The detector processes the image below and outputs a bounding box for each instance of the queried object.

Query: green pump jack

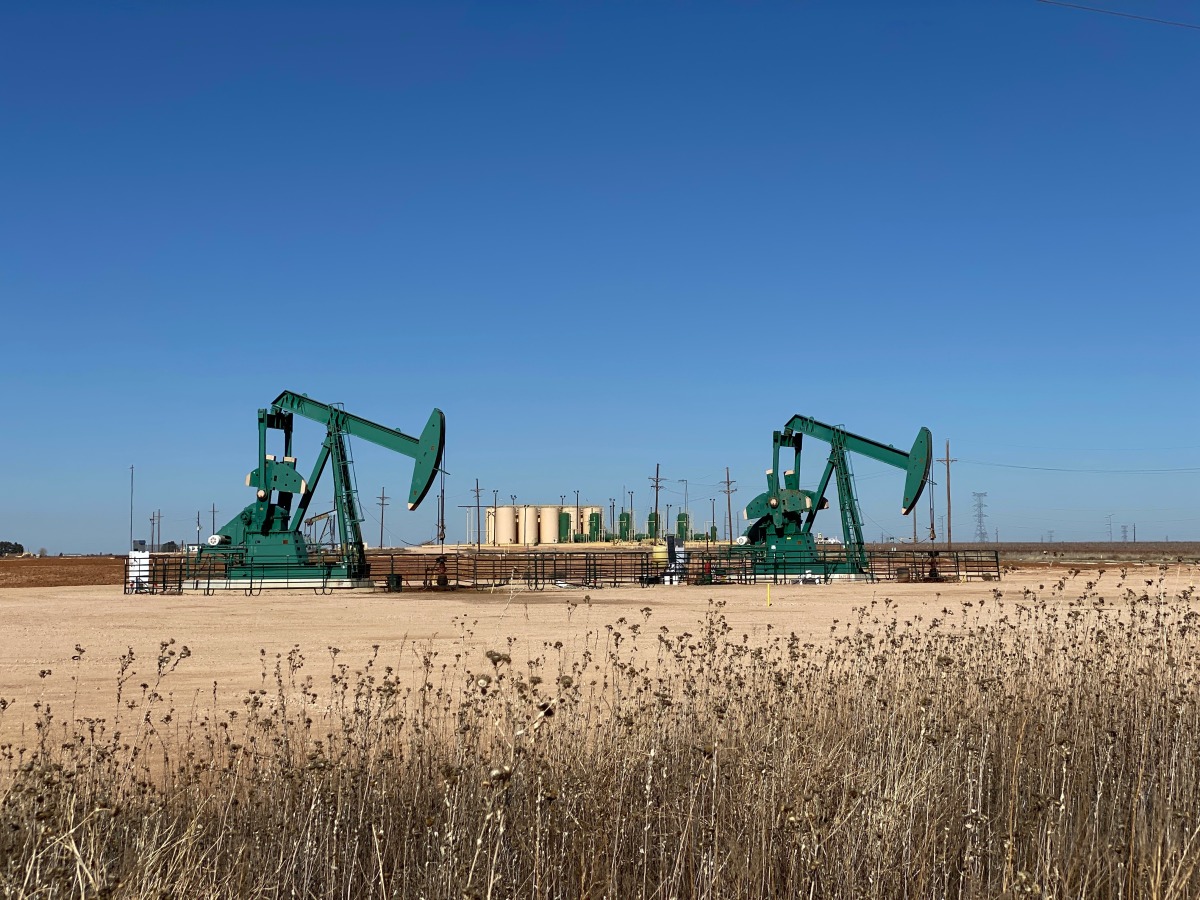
[733,416,932,579]
[195,391,444,587]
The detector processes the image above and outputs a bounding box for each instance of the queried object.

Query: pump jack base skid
[182,576,374,592]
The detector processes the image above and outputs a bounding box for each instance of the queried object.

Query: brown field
[1,560,1195,744]
[4,552,1200,897]
[3,541,1197,589]
[2,549,1196,745]
[0,555,125,588]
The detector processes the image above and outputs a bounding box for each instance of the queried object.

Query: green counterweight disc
[408,408,445,510]
[902,427,933,515]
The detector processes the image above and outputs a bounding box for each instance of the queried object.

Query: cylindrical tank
[578,506,596,541]
[619,511,632,541]
[485,507,496,544]
[539,506,560,544]
[558,511,572,543]
[518,506,539,546]
[586,509,603,542]
[494,506,517,545]
[676,512,690,542]
[647,512,660,540]
[562,506,580,538]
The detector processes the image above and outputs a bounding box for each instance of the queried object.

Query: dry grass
[3,566,1200,898]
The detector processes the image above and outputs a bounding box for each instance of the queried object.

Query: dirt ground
[4,543,1198,589]
[0,556,124,588]
[2,562,1197,747]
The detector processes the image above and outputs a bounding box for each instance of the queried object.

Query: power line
[960,459,1200,474]
[982,441,1200,452]
[1037,0,1200,31]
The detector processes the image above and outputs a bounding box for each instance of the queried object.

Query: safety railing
[123,555,186,595]
[122,547,999,592]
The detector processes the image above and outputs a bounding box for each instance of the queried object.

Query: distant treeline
[0,541,24,556]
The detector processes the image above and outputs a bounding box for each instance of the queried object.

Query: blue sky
[2,0,1198,553]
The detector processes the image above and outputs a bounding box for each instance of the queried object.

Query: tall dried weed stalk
[4,567,1200,898]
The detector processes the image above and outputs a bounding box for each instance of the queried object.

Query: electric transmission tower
[972,492,988,543]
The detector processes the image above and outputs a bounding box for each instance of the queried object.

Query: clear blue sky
[2,1,1198,553]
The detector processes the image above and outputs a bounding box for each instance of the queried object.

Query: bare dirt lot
[2,561,1197,746]
[0,555,124,588]
[3,542,1197,588]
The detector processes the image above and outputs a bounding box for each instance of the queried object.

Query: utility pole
[937,440,955,548]
[628,490,635,538]
[711,498,717,543]
[377,486,389,550]
[648,468,667,540]
[196,511,201,548]
[129,465,134,552]
[609,498,616,537]
[676,478,689,537]
[211,503,218,536]
[574,489,581,541]
[436,472,446,547]
[471,479,483,549]
[1106,513,1113,542]
[721,467,737,543]
[1133,523,1137,543]
[648,464,663,539]
[1121,524,1128,542]
[149,514,156,553]
[492,490,499,546]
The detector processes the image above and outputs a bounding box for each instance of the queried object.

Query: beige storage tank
[560,506,579,539]
[518,505,539,546]
[583,506,603,540]
[539,506,560,544]
[485,507,497,545]
[494,506,518,545]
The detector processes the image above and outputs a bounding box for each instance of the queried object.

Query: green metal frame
[737,416,932,576]
[197,391,444,582]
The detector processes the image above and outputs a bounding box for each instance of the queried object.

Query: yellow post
[767,584,771,607]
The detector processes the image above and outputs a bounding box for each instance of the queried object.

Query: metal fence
[124,547,1000,593]
[123,554,185,595]
[865,549,1000,583]
[365,550,731,590]
[365,548,1000,591]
